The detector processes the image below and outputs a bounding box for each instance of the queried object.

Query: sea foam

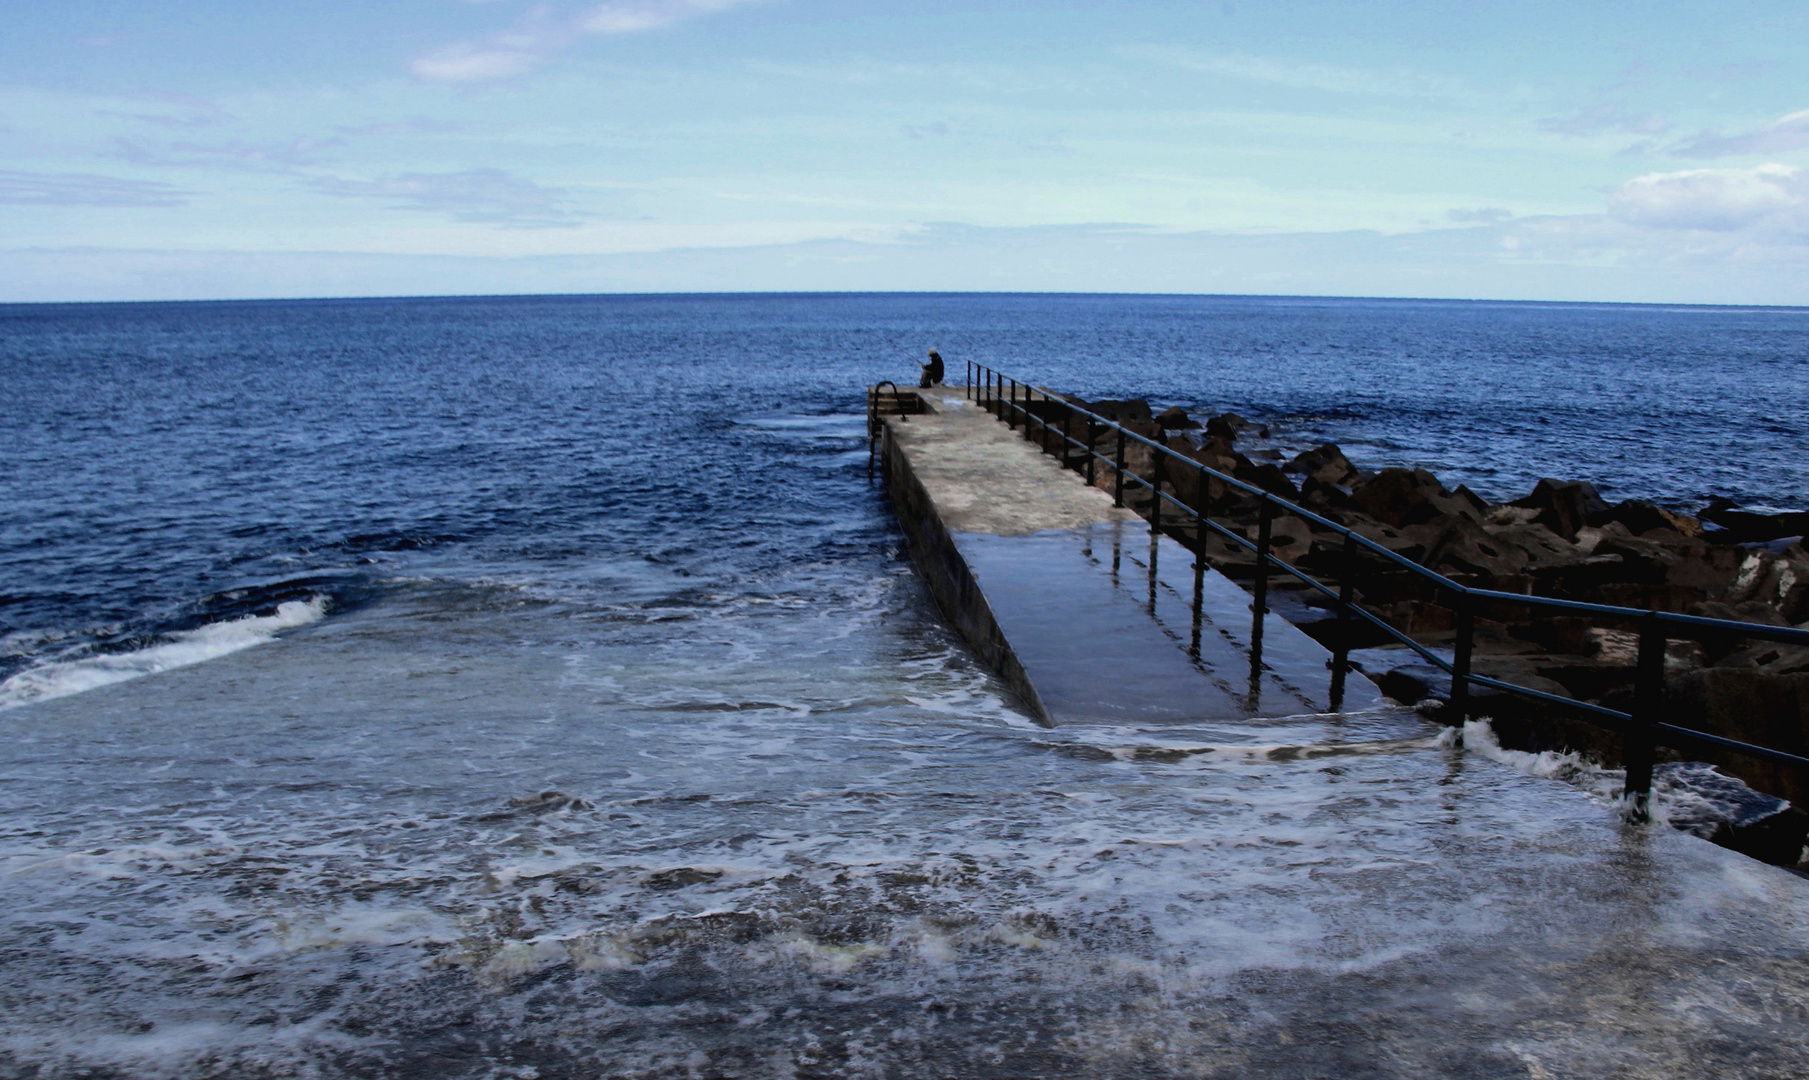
[0,597,327,710]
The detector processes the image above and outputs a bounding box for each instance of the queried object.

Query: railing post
[966,360,972,399]
[1150,448,1166,536]
[1624,611,1664,820]
[1190,465,1207,659]
[1248,499,1273,703]
[1251,499,1272,619]
[1113,429,1126,507]
[1008,380,1017,429]
[1329,532,1358,711]
[1448,592,1474,726]
[1085,417,1097,486]
[1145,449,1167,610]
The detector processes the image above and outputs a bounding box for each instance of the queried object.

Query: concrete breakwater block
[878,390,1382,730]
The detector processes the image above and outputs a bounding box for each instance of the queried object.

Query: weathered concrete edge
[878,417,1053,725]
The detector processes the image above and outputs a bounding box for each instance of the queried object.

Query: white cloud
[1120,46,1467,100]
[1537,104,1669,138]
[1608,164,1806,233]
[308,168,585,227]
[410,0,766,83]
[1671,109,1809,159]
[0,170,191,207]
[1447,207,1512,223]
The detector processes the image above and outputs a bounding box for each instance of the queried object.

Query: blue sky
[5,1,1809,303]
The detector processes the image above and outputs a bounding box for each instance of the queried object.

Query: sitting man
[920,348,945,388]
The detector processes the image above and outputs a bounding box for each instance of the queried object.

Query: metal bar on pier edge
[1113,429,1126,507]
[1449,594,1474,725]
[1624,611,1665,819]
[1008,380,1017,429]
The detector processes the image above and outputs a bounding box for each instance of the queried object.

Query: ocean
[2,293,1806,1078]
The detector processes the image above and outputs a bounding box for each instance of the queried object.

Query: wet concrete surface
[884,391,1383,728]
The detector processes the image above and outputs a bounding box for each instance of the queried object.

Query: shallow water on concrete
[957,522,1386,726]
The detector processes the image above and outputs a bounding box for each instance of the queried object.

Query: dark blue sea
[2,293,1807,1078]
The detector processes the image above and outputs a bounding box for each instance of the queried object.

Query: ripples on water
[1,294,1806,1077]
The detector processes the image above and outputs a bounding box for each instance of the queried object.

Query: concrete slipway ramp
[878,387,1387,738]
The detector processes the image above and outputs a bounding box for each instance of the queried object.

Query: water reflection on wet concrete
[957,521,1384,728]
[2,577,1805,1078]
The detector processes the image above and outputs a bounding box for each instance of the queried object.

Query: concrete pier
[877,387,1383,729]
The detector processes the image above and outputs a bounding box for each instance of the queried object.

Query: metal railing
[963,361,1809,816]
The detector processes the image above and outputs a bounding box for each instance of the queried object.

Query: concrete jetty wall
[877,401,1052,723]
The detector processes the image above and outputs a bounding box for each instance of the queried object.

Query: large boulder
[1590,499,1702,538]
[1351,468,1484,529]
[1285,443,1359,487]
[1665,668,1809,807]
[1725,544,1809,623]
[1510,478,1610,541]
[1154,405,1200,430]
[1485,522,1587,570]
[1204,412,1269,441]
[1234,461,1299,500]
[1410,515,1531,579]
[1078,398,1153,425]
[1700,497,1809,544]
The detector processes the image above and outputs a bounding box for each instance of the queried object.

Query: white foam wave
[0,598,328,711]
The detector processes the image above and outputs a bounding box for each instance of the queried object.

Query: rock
[1590,499,1703,538]
[1590,531,1684,585]
[1572,520,1631,555]
[1204,412,1269,441]
[1233,461,1299,499]
[1298,475,1355,511]
[1263,515,1316,565]
[1284,443,1359,487]
[1666,668,1809,806]
[1485,505,1543,527]
[1700,497,1809,544]
[1484,522,1586,570]
[1687,600,1793,626]
[1373,663,1449,706]
[1725,544,1809,622]
[1154,405,1200,430]
[1351,468,1483,529]
[1411,515,1531,578]
[1648,761,1809,868]
[1714,641,1809,676]
[1510,478,1610,541]
[1077,398,1153,425]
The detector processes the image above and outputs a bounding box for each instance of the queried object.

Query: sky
[4,1,1809,304]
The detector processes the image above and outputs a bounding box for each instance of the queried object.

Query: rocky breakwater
[1019,392,1809,865]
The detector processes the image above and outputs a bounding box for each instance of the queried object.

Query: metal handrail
[960,360,1809,814]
